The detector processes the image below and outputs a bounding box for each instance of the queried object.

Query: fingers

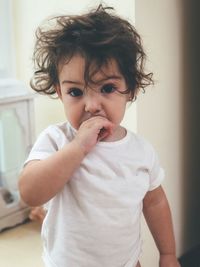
[74,116,115,154]
[98,126,113,141]
[82,116,114,132]
[29,206,46,223]
[81,116,114,140]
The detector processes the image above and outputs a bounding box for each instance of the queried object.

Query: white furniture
[0,79,35,231]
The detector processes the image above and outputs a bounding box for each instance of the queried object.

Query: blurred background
[0,0,199,266]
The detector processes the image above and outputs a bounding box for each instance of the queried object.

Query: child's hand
[159,254,181,267]
[73,116,114,154]
[29,206,46,223]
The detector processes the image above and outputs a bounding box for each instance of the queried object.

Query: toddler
[19,5,180,267]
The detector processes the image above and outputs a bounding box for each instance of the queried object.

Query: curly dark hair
[30,4,153,100]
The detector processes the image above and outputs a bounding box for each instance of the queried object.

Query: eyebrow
[61,75,123,85]
[61,80,83,85]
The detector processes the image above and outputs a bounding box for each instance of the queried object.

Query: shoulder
[128,130,155,154]
[41,121,72,139]
[127,130,158,165]
[35,121,75,148]
[42,121,68,135]
[25,122,73,163]
[127,130,164,189]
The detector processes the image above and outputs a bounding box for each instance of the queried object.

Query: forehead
[58,54,122,82]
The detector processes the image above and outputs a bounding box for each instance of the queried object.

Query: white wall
[136,0,184,265]
[0,0,15,78]
[12,0,136,135]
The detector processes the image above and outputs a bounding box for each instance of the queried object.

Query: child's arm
[19,117,113,207]
[143,186,180,267]
[19,141,85,206]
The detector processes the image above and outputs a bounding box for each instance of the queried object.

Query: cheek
[63,104,82,129]
[108,103,126,123]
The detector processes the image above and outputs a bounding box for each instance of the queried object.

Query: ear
[55,84,62,100]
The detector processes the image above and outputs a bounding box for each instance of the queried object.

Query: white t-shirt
[25,122,164,267]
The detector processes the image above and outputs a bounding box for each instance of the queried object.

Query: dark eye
[101,84,117,94]
[68,88,83,97]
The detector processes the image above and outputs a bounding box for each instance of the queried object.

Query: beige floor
[0,221,45,267]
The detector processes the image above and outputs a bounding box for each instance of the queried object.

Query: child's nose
[84,93,101,114]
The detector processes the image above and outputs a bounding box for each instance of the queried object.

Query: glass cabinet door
[0,101,29,191]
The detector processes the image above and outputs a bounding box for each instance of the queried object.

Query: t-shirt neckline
[68,122,131,147]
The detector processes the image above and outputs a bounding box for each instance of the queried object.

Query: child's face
[56,54,130,134]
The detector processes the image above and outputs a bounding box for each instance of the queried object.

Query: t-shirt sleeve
[24,126,60,165]
[148,144,165,191]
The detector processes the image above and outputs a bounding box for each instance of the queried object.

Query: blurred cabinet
[0,79,35,231]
